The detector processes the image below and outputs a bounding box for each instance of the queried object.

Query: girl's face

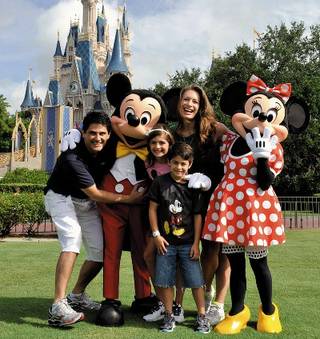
[179,89,200,122]
[149,134,170,160]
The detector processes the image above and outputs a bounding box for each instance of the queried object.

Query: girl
[143,124,184,322]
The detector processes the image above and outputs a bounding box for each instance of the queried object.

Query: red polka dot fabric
[202,131,285,247]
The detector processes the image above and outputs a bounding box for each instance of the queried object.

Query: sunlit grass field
[0,229,319,338]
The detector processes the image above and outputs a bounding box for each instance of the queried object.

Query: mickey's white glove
[60,129,81,152]
[245,126,278,159]
[185,173,212,191]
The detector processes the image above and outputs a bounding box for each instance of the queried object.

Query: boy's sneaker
[173,303,184,323]
[48,298,84,327]
[195,314,211,334]
[143,301,165,322]
[160,312,176,333]
[205,286,215,311]
[67,292,101,312]
[206,303,225,326]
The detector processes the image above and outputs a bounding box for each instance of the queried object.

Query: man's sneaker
[159,312,176,333]
[195,314,211,334]
[205,286,215,312]
[67,292,101,312]
[143,301,165,322]
[206,303,225,326]
[48,298,84,327]
[173,303,185,323]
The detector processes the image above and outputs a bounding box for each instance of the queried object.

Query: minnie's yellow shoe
[257,303,282,333]
[214,305,251,334]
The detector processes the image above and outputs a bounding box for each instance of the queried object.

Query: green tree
[0,94,15,152]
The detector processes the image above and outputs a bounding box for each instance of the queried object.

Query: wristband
[152,230,160,238]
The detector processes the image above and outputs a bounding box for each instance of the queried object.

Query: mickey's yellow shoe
[257,303,282,333]
[214,305,251,334]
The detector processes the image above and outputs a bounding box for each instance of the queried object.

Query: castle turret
[120,4,131,74]
[53,33,64,80]
[81,0,98,41]
[106,28,129,80]
[21,79,36,110]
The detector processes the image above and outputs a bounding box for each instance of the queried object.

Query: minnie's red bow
[247,74,291,103]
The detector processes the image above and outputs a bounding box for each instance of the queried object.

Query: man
[44,111,142,327]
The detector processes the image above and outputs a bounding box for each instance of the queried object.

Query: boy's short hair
[168,142,194,162]
[82,111,111,133]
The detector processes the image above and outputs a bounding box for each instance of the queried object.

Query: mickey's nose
[127,114,140,127]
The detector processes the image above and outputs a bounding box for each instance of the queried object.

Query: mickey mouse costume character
[95,73,168,325]
[202,75,309,334]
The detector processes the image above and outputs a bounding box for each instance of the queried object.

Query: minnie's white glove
[60,129,81,152]
[185,173,212,191]
[245,126,278,159]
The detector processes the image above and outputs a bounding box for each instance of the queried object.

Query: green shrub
[0,192,48,236]
[1,168,49,185]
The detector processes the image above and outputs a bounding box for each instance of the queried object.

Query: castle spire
[54,32,63,57]
[106,28,129,77]
[21,70,36,110]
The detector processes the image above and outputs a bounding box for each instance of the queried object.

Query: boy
[148,142,210,333]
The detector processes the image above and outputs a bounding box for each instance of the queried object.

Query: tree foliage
[152,21,320,195]
[0,94,15,152]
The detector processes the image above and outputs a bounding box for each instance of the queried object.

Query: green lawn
[0,230,319,338]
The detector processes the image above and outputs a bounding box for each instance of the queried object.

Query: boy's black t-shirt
[148,173,204,245]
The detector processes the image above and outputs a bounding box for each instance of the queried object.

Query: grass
[0,229,320,338]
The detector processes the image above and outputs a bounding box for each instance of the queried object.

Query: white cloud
[1,0,320,113]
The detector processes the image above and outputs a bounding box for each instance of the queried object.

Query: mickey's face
[111,93,162,148]
[232,93,288,141]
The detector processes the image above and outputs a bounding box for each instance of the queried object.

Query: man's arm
[82,184,143,204]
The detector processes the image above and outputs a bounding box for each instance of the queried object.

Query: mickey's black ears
[286,98,310,134]
[162,87,181,122]
[106,73,132,107]
[219,81,247,116]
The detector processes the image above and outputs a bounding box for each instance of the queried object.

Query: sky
[1,0,320,114]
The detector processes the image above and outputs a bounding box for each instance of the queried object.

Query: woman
[173,85,231,325]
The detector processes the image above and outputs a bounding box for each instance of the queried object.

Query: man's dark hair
[168,142,193,162]
[82,111,111,133]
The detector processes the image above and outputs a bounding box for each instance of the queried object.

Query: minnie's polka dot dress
[202,131,285,247]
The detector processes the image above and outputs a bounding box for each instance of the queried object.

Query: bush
[0,168,49,185]
[0,192,48,236]
[0,183,45,193]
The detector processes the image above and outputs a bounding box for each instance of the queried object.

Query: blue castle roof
[54,39,63,57]
[106,29,128,75]
[76,40,101,91]
[21,80,37,110]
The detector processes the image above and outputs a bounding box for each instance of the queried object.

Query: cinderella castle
[15,0,131,172]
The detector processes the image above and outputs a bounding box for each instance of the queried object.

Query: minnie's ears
[286,98,310,134]
[162,87,181,122]
[219,81,247,116]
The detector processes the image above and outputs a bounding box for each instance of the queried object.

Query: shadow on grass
[0,298,172,330]
[0,297,99,329]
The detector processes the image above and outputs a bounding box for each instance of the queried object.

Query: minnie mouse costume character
[202,75,309,334]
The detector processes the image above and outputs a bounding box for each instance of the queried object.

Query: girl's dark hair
[146,123,174,166]
[178,85,217,144]
[82,111,111,133]
[168,141,193,162]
